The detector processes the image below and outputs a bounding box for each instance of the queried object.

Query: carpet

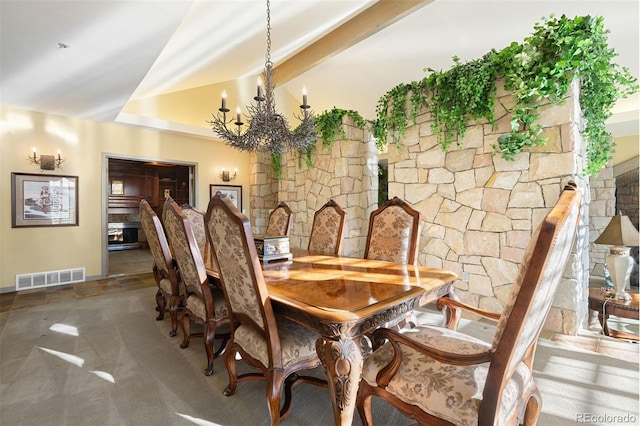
[0,286,638,425]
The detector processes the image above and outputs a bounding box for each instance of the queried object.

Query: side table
[588,288,639,341]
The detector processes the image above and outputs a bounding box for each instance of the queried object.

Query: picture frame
[11,172,79,228]
[111,179,124,195]
[210,184,242,211]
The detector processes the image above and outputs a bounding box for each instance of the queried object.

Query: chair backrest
[308,199,346,255]
[162,198,208,300]
[180,204,207,250]
[265,202,293,237]
[364,197,421,264]
[139,199,175,282]
[205,195,281,368]
[482,181,582,419]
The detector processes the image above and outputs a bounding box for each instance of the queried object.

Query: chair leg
[213,332,231,357]
[223,346,238,396]
[168,295,180,337]
[180,313,191,349]
[266,369,285,426]
[522,394,542,425]
[356,383,374,426]
[203,322,215,376]
[280,373,328,420]
[155,290,166,320]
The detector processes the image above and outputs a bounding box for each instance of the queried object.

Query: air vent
[16,268,85,291]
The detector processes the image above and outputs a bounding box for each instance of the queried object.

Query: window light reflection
[49,323,79,336]
[90,371,115,383]
[175,412,219,425]
[37,346,84,367]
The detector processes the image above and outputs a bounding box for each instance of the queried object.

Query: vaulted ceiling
[1,0,638,140]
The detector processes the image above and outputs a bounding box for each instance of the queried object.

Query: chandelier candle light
[209,0,316,154]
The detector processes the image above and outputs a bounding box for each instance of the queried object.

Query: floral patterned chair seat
[356,182,583,426]
[308,199,346,255]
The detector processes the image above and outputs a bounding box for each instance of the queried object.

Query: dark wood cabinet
[107,158,192,250]
[108,158,191,210]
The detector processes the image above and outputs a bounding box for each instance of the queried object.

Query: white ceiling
[1,0,638,138]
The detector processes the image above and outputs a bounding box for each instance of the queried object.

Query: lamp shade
[594,213,640,247]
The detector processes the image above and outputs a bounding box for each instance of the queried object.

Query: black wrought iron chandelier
[209,0,316,154]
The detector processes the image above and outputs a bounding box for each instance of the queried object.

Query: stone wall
[386,79,590,334]
[588,167,616,279]
[250,119,378,258]
[250,79,592,335]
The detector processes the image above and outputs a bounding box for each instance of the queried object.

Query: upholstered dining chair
[162,198,230,376]
[308,199,346,255]
[364,196,421,265]
[356,182,582,426]
[265,201,293,237]
[139,199,182,337]
[180,203,207,253]
[205,195,327,425]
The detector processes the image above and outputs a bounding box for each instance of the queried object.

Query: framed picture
[210,184,242,211]
[111,179,124,195]
[11,172,79,228]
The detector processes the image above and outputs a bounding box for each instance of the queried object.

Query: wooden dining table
[204,246,458,426]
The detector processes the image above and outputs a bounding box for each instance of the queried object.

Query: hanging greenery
[374,14,638,175]
[298,108,368,167]
[270,152,282,180]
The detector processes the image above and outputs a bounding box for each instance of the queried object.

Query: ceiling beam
[272,0,434,85]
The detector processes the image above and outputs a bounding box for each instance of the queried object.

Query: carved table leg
[317,335,371,426]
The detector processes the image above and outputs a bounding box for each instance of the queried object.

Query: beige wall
[0,105,250,291]
[613,135,639,165]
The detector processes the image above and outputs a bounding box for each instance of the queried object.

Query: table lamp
[594,212,640,300]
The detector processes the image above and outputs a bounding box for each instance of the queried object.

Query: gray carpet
[1,286,638,425]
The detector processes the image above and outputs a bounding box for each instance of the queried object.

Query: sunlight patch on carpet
[175,412,222,425]
[37,346,84,367]
[49,323,79,336]
[90,370,115,383]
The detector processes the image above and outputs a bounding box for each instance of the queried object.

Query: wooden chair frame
[205,195,326,424]
[162,198,230,376]
[139,199,182,336]
[356,182,582,426]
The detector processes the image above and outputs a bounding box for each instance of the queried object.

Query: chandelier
[209,0,316,154]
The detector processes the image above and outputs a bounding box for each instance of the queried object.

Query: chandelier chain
[265,0,271,66]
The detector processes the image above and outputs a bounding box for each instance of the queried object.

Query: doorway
[106,157,195,276]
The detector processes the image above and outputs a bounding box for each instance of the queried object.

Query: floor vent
[16,268,85,291]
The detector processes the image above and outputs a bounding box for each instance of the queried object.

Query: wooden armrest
[372,327,493,387]
[436,297,501,322]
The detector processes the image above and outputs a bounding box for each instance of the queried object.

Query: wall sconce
[221,168,237,182]
[28,147,65,170]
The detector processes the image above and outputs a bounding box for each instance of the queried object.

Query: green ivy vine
[374,14,638,175]
[269,108,368,176]
[298,108,368,167]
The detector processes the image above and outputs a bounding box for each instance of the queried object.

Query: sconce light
[28,147,65,170]
[221,168,237,182]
